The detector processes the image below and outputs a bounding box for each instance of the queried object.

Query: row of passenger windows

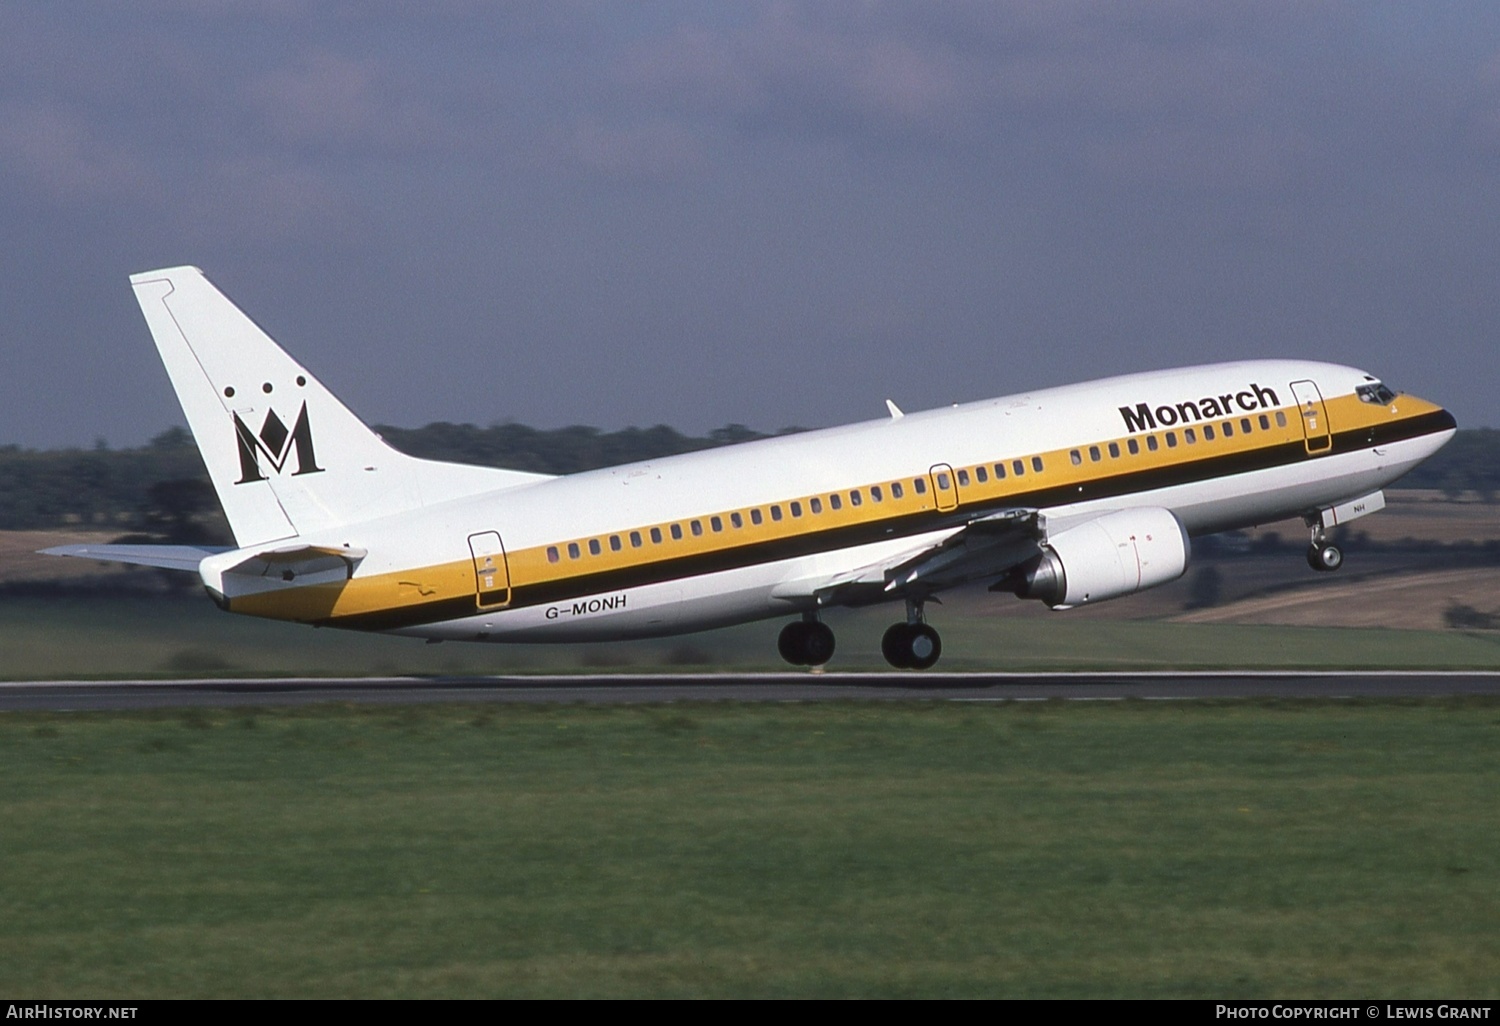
[542,414,1289,566]
[1068,412,1287,466]
[943,455,1047,491]
[546,480,912,561]
[545,451,1057,565]
[546,473,951,563]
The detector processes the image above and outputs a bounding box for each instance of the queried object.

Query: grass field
[2,699,1497,997]
[4,592,1500,678]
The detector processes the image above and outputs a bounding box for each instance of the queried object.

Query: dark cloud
[0,1,1496,450]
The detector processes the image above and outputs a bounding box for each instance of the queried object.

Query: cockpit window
[1357,383,1398,405]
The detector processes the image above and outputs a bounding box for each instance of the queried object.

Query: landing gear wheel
[802,621,835,665]
[881,622,942,670]
[882,623,914,669]
[778,622,807,665]
[1307,543,1343,573]
[906,623,942,670]
[778,620,835,666]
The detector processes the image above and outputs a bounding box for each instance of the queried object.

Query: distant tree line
[0,422,1491,536]
[0,422,792,536]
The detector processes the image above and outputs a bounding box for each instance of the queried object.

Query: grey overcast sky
[2,1,1498,449]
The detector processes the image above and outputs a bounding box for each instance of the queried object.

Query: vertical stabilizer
[129,266,549,547]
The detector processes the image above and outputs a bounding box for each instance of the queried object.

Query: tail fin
[130,266,550,547]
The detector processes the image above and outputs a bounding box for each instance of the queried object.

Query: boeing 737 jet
[47,267,1457,669]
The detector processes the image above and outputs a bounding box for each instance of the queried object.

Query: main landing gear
[777,600,945,670]
[1306,524,1344,573]
[882,599,942,670]
[778,614,836,666]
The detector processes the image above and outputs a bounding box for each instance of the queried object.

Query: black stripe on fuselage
[323,407,1455,632]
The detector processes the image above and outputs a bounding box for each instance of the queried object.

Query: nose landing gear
[1305,522,1344,573]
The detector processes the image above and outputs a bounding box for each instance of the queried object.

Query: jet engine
[1008,507,1190,608]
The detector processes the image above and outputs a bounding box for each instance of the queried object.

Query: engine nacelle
[1015,507,1190,608]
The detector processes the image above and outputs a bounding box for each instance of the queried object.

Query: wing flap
[799,508,1044,607]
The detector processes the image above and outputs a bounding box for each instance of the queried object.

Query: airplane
[46,266,1457,669]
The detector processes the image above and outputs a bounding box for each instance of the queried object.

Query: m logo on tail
[234,403,324,484]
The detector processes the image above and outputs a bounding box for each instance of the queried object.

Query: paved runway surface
[2,672,1499,711]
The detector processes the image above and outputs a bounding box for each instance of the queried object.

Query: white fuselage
[205,358,1455,642]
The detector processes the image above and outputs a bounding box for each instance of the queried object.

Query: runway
[2,671,1500,711]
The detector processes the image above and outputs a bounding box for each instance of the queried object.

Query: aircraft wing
[807,508,1047,608]
[40,544,233,572]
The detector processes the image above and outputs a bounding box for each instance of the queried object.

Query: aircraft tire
[1308,543,1343,572]
[882,623,914,669]
[803,621,836,666]
[906,623,942,670]
[779,621,835,666]
[778,622,809,665]
[882,622,941,670]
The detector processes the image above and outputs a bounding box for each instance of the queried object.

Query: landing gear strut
[882,599,942,670]
[778,614,836,666]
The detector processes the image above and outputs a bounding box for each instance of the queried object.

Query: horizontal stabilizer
[41,544,230,572]
[213,544,367,579]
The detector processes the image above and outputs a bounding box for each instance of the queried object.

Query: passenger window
[750,509,763,525]
[651,527,663,544]
[629,532,641,548]
[568,542,581,559]
[974,467,987,484]
[1012,460,1025,476]
[891,482,905,499]
[771,505,783,521]
[1128,438,1139,455]
[1203,425,1215,441]
[1089,446,1101,462]
[671,524,683,540]
[829,494,842,510]
[730,512,743,528]
[956,470,970,487]
[1070,450,1082,466]
[1032,456,1044,472]
[1241,418,1252,433]
[791,501,803,517]
[1184,428,1196,444]
[1275,411,1288,428]
[1259,414,1271,430]
[935,473,950,491]
[914,478,927,494]
[589,539,602,556]
[691,521,703,537]
[1222,421,1233,437]
[849,490,862,507]
[711,516,723,532]
[609,535,622,552]
[994,463,1006,479]
[811,498,823,514]
[871,485,884,502]
[1166,432,1178,448]
[1108,442,1120,458]
[1147,436,1159,452]
[547,546,560,564]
